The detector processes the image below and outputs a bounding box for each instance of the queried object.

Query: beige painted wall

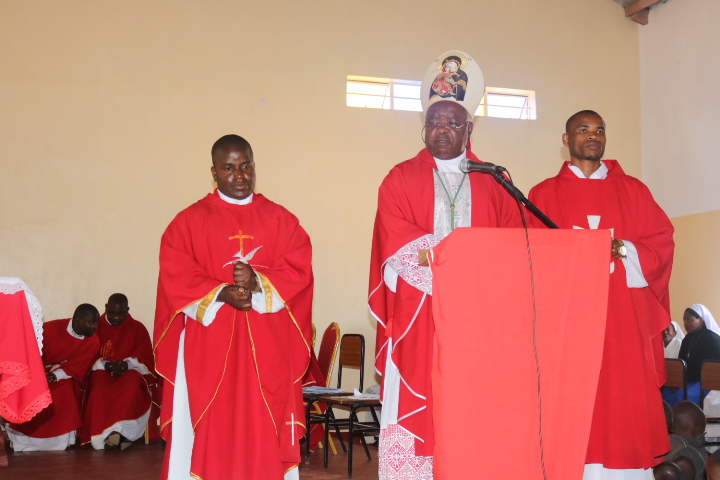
[0,0,640,383]
[640,0,720,218]
[670,209,720,329]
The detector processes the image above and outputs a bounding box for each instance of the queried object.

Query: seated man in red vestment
[154,134,313,480]
[7,304,100,451]
[529,111,674,480]
[81,293,156,450]
[369,50,522,479]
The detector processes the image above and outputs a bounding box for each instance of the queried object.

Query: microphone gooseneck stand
[489,169,559,229]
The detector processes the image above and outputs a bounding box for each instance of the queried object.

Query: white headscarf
[689,303,720,337]
[664,321,684,358]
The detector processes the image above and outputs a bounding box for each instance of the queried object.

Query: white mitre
[421,49,486,117]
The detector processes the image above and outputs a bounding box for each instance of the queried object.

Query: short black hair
[565,110,602,133]
[74,303,100,320]
[108,293,128,306]
[211,135,253,163]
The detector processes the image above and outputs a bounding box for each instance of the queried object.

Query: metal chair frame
[320,334,381,477]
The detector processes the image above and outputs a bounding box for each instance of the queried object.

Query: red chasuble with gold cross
[529,160,674,469]
[80,313,156,445]
[154,191,313,480]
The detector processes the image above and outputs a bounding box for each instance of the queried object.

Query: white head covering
[689,303,720,336]
[664,321,685,358]
[421,50,485,117]
[671,321,685,341]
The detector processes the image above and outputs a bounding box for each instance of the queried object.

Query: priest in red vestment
[154,134,313,480]
[81,293,156,450]
[369,50,523,479]
[7,304,100,451]
[529,110,674,480]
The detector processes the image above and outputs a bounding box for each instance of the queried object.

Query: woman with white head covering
[663,304,720,407]
[664,321,685,359]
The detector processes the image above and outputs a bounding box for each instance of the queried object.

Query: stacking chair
[320,334,381,476]
[304,322,341,462]
[664,358,688,401]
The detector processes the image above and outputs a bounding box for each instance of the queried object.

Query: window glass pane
[393,84,421,99]
[486,93,528,108]
[393,98,422,112]
[347,93,391,109]
[487,106,524,119]
[347,82,390,96]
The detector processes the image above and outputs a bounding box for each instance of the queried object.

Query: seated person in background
[664,304,720,406]
[664,321,685,359]
[666,401,708,480]
[81,293,155,450]
[6,304,100,451]
[707,449,720,480]
[664,400,673,434]
[653,462,682,480]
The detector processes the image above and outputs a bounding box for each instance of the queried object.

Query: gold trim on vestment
[196,284,226,325]
[193,309,236,431]
[246,310,278,436]
[256,276,312,384]
[284,464,300,475]
[160,417,172,432]
[152,284,228,386]
[256,272,273,313]
[189,471,203,480]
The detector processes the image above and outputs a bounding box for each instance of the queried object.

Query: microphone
[459,158,507,174]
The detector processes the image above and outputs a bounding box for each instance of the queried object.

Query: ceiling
[612,0,671,24]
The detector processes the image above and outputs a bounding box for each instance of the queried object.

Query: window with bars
[346,76,536,120]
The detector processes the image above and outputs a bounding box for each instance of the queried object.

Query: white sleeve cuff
[182,288,224,326]
[124,357,151,375]
[92,359,106,371]
[384,264,399,293]
[621,240,649,288]
[52,368,70,381]
[251,275,285,314]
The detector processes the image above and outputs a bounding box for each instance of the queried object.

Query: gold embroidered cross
[285,413,301,445]
[229,230,254,256]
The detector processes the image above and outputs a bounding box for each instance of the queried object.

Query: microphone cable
[505,169,548,480]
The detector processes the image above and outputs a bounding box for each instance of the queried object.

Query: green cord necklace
[434,170,468,231]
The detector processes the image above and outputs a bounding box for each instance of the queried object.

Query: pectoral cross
[574,215,616,273]
[285,413,301,445]
[229,230,254,257]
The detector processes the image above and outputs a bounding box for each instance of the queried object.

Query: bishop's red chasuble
[80,313,156,445]
[529,161,674,469]
[154,191,313,480]
[369,148,523,456]
[10,319,99,438]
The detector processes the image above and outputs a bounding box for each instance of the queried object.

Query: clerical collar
[434,150,466,173]
[67,319,84,339]
[568,161,608,179]
[217,189,253,205]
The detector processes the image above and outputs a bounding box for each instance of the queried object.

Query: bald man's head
[672,401,706,437]
[653,461,681,480]
[708,450,720,480]
[673,455,696,480]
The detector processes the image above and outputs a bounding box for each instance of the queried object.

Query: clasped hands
[105,360,129,377]
[217,261,260,311]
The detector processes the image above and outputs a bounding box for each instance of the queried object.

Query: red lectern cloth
[0,291,51,423]
[430,228,609,480]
